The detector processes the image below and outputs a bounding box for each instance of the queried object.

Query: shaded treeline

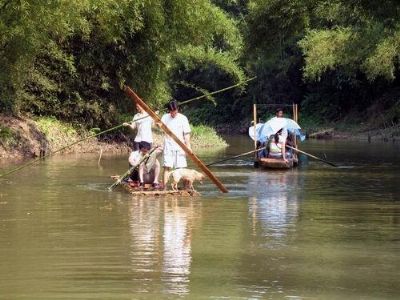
[240,0,400,129]
[0,0,244,128]
[1,0,399,130]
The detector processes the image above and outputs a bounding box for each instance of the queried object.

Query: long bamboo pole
[123,85,228,193]
[286,145,337,167]
[253,104,257,159]
[292,103,298,147]
[179,76,256,106]
[108,146,158,191]
[206,148,260,167]
[292,103,295,122]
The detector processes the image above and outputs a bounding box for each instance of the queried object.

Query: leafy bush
[0,125,17,147]
[191,124,228,147]
[34,117,78,145]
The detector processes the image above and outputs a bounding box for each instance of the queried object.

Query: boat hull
[257,156,298,169]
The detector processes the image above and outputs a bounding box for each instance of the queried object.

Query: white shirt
[161,113,191,152]
[132,112,153,143]
[128,150,143,166]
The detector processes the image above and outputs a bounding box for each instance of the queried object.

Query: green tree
[243,0,400,124]
[0,0,89,111]
[0,0,244,127]
[299,0,400,81]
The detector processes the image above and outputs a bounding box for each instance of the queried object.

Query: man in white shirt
[161,100,191,188]
[123,104,154,150]
[268,107,288,142]
[128,141,161,189]
[275,107,284,118]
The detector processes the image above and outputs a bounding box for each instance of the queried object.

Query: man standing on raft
[161,100,191,189]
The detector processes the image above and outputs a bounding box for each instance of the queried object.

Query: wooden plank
[123,85,229,193]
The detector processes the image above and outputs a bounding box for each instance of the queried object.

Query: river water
[0,136,399,299]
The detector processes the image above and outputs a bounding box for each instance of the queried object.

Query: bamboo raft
[120,182,200,197]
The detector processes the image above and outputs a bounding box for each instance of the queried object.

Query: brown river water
[0,136,399,299]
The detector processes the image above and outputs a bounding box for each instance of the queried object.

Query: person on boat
[123,104,154,151]
[267,129,289,163]
[256,140,267,158]
[128,141,162,189]
[161,100,191,189]
[285,133,297,158]
[260,107,288,144]
[275,107,284,118]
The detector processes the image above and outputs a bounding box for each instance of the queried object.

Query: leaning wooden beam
[123,85,229,193]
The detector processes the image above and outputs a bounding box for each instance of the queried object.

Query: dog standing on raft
[168,168,205,192]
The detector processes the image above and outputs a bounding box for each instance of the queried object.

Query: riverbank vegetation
[1,0,400,153]
[0,114,227,160]
[190,125,228,148]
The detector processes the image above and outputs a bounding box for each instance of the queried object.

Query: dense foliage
[0,0,244,127]
[1,0,399,129]
[244,0,400,126]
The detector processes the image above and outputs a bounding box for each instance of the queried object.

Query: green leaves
[298,0,400,81]
[363,29,400,80]
[299,27,353,81]
[0,0,244,127]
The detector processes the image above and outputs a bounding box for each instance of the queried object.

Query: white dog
[168,168,205,191]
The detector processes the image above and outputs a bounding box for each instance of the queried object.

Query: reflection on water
[161,200,193,295]
[128,198,200,296]
[129,199,161,291]
[248,170,301,244]
[0,138,399,299]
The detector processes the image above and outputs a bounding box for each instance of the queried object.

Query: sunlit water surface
[0,137,399,299]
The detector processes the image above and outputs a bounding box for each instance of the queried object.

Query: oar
[286,145,337,167]
[108,146,158,191]
[124,85,229,193]
[206,148,261,166]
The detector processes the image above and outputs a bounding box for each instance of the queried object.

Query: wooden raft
[120,182,199,197]
[123,85,228,193]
